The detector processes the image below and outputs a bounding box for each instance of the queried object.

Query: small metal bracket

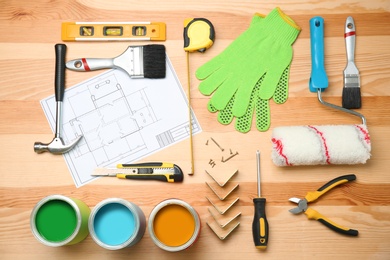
[205,182,239,200]
[208,207,241,228]
[206,220,240,240]
[205,169,238,187]
[206,196,239,215]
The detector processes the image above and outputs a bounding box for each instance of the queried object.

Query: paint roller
[271,17,371,166]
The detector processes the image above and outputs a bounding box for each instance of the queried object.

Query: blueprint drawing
[40,57,201,187]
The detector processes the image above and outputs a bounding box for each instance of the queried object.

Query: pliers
[289,174,358,236]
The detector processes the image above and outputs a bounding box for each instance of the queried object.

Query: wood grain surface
[1,0,389,259]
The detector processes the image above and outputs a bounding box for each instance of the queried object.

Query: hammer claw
[34,135,82,154]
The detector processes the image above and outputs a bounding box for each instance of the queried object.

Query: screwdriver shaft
[256,150,261,197]
[252,150,268,249]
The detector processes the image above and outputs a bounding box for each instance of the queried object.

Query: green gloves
[208,65,290,132]
[196,7,301,132]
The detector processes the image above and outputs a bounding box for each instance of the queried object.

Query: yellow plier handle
[305,208,359,236]
[305,174,356,203]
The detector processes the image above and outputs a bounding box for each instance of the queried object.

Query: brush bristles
[143,44,166,79]
[342,87,361,109]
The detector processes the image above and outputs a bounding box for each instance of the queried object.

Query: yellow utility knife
[92,162,183,183]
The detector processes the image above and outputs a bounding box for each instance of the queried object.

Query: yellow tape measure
[183,18,215,175]
[183,18,215,52]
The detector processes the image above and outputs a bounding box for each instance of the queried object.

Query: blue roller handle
[309,16,328,93]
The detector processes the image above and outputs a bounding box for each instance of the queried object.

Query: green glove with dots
[208,65,290,132]
[196,7,300,118]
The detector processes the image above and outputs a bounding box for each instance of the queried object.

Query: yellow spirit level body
[62,21,166,41]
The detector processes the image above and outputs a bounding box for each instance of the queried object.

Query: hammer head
[34,136,82,154]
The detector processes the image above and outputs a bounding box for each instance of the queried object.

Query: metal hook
[317,89,366,125]
[221,151,239,162]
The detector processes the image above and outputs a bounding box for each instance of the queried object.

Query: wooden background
[1,0,389,259]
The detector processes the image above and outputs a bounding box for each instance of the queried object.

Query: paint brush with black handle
[66,44,166,79]
[342,16,361,109]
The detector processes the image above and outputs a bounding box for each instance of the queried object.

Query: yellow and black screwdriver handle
[304,174,358,236]
[116,162,184,183]
[252,197,269,249]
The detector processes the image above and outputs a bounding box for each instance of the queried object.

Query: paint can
[89,198,146,250]
[30,194,90,246]
[148,199,201,252]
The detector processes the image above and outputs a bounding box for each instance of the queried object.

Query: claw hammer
[34,44,82,154]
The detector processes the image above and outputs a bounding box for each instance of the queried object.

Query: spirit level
[61,21,166,41]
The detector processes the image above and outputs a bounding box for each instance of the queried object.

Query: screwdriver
[252,150,269,249]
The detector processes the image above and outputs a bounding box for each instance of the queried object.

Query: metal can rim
[30,194,83,247]
[148,198,201,252]
[88,198,145,250]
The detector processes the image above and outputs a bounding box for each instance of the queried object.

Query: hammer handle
[55,44,67,102]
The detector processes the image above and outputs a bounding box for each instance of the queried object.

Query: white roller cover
[271,124,371,166]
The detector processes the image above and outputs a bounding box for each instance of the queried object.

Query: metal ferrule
[116,46,144,78]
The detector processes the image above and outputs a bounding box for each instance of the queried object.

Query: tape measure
[183,18,215,52]
[183,18,215,175]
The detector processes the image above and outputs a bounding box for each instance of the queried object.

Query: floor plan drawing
[65,73,155,166]
[40,57,201,187]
